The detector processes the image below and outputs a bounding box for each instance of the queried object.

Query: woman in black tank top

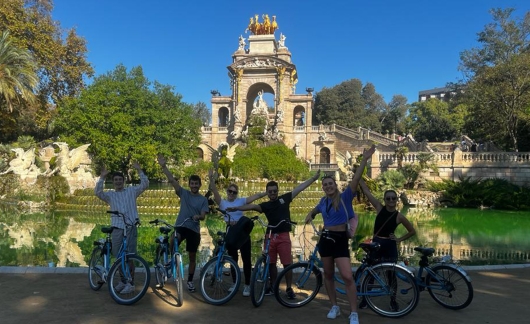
[359,181,416,262]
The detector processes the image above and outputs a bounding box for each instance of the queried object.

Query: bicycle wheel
[250,256,268,307]
[199,256,241,305]
[426,264,473,310]
[154,245,167,289]
[88,247,105,291]
[361,263,419,318]
[174,253,184,306]
[274,262,322,308]
[108,254,151,305]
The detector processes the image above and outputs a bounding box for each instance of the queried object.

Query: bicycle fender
[376,262,417,277]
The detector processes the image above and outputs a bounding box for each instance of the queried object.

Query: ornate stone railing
[371,150,530,186]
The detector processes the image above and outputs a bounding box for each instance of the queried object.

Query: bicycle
[148,218,186,307]
[249,217,298,307]
[87,211,151,305]
[403,246,473,310]
[198,208,242,305]
[274,222,420,318]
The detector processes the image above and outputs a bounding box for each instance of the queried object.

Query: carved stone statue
[0,148,36,175]
[318,131,328,141]
[251,90,269,115]
[278,33,287,49]
[233,106,241,123]
[294,142,300,157]
[238,35,246,50]
[276,108,284,123]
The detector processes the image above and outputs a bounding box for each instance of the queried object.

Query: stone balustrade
[371,149,530,186]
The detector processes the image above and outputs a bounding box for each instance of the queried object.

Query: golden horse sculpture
[246,14,278,35]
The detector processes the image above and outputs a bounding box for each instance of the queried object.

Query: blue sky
[52,0,530,106]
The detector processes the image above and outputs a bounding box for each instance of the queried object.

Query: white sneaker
[349,312,359,324]
[228,283,237,292]
[327,305,340,319]
[119,283,135,294]
[114,281,127,293]
[242,285,250,297]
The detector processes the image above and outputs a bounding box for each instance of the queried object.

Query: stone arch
[293,105,306,126]
[245,82,276,120]
[319,147,331,164]
[218,106,229,127]
[195,147,204,161]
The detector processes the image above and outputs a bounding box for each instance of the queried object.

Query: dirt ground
[0,266,529,324]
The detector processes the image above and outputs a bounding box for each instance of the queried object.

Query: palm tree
[0,30,38,112]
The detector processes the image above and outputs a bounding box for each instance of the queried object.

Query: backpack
[225,216,254,250]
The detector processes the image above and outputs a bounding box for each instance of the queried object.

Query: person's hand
[313,169,321,181]
[100,165,109,178]
[192,215,200,222]
[131,161,141,170]
[363,144,376,158]
[226,207,237,212]
[304,213,313,224]
[157,154,167,167]
[389,233,398,242]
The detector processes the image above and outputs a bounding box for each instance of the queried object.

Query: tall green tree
[0,30,37,112]
[313,79,389,131]
[405,98,464,142]
[192,101,211,126]
[0,0,93,140]
[53,65,202,176]
[459,8,530,151]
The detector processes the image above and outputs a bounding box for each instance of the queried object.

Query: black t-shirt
[259,192,293,233]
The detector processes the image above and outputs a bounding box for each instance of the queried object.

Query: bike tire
[88,247,105,291]
[199,256,241,305]
[250,256,268,307]
[426,264,473,310]
[154,246,166,289]
[361,263,419,318]
[108,254,151,305]
[274,262,322,308]
[174,253,184,306]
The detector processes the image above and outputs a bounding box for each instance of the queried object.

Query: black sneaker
[286,287,296,300]
[264,288,273,296]
[359,298,368,309]
[187,281,196,292]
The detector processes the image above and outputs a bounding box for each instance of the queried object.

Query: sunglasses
[267,189,278,194]
[385,196,397,201]
[227,189,238,195]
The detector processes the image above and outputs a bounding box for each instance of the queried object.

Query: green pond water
[1,199,528,268]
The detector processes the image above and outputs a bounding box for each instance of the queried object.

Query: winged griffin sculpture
[0,148,36,175]
[48,142,91,176]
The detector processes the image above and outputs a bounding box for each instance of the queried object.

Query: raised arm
[359,179,383,212]
[227,203,262,213]
[94,165,110,202]
[245,191,267,204]
[208,168,222,205]
[132,161,149,194]
[350,145,376,191]
[292,169,321,199]
[157,154,181,193]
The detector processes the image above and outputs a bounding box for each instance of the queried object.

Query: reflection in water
[1,205,529,267]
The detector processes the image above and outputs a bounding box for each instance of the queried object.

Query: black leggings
[228,237,252,285]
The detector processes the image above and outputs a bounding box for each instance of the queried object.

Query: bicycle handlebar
[107,210,140,226]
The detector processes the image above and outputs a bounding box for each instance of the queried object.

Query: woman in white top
[208,169,266,296]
